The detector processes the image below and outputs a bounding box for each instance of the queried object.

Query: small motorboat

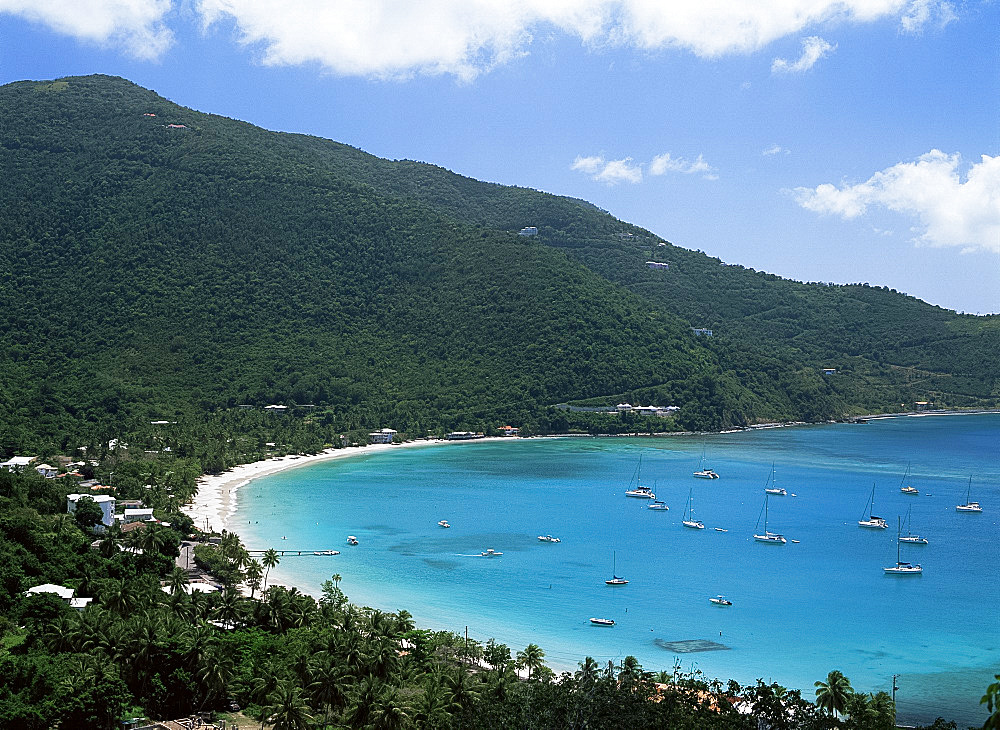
[438,520,451,528]
[714,527,728,532]
[481,548,502,557]
[693,469,720,479]
[709,595,732,606]
[537,535,561,542]
[901,486,919,495]
[589,617,615,626]
[347,536,359,545]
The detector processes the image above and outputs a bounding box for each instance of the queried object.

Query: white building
[25,583,93,611]
[1,456,35,472]
[691,327,713,337]
[518,226,538,236]
[646,261,669,270]
[122,508,155,524]
[369,428,397,444]
[67,494,116,528]
[34,463,58,478]
[616,403,633,412]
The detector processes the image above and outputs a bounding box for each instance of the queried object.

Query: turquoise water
[233,414,1000,726]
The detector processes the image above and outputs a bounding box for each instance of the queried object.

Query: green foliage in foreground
[0,472,992,730]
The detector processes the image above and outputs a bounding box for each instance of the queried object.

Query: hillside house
[67,493,116,529]
[518,226,538,236]
[34,463,58,478]
[1,456,35,472]
[646,261,669,270]
[122,508,155,524]
[25,584,93,611]
[691,328,713,337]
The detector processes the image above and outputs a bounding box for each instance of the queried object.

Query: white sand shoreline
[182,437,518,534]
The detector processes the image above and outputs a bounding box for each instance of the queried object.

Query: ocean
[232,413,999,726]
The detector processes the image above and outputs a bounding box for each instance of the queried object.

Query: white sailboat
[956,476,983,512]
[625,454,656,499]
[693,446,719,479]
[898,505,928,544]
[899,462,918,495]
[605,551,628,585]
[682,487,704,529]
[753,492,786,544]
[884,517,923,574]
[858,483,888,529]
[763,462,787,496]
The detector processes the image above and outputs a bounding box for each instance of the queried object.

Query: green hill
[0,74,995,451]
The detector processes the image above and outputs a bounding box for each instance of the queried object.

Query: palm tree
[214,589,242,630]
[307,658,347,730]
[264,680,313,730]
[167,566,189,595]
[576,656,600,685]
[245,559,263,598]
[370,686,411,730]
[344,677,383,729]
[197,648,235,711]
[98,523,123,558]
[516,643,546,680]
[332,573,342,589]
[815,669,854,717]
[262,548,280,590]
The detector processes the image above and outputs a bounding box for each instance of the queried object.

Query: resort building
[646,261,669,270]
[446,431,483,440]
[369,428,397,444]
[518,226,538,237]
[499,425,519,437]
[67,493,116,529]
[691,327,714,336]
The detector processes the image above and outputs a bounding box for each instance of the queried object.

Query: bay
[232,413,999,726]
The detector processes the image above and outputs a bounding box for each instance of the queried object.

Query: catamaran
[956,476,983,512]
[858,483,888,529]
[625,454,656,499]
[682,487,704,529]
[693,446,719,479]
[753,492,786,544]
[884,517,923,574]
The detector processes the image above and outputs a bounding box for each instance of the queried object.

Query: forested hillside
[0,75,996,453]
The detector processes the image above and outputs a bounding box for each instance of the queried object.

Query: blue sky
[1,1,997,313]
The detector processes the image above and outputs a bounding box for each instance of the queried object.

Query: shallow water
[233,414,1000,726]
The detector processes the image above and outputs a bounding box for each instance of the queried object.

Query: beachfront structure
[499,425,519,436]
[691,327,714,336]
[1,455,35,472]
[518,226,538,236]
[25,583,93,611]
[369,428,397,444]
[67,493,116,528]
[160,581,219,595]
[447,431,483,440]
[646,261,669,270]
[616,403,678,418]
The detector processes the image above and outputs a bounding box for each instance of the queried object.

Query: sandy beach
[183,437,513,534]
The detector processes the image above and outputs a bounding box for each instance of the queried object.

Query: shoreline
[182,436,520,534]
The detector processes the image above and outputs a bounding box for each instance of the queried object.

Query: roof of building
[67,493,116,503]
[26,583,74,599]
[2,456,35,467]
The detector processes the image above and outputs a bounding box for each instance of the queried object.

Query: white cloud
[901,0,956,33]
[763,145,788,156]
[572,155,642,184]
[1,0,955,78]
[792,150,1000,253]
[649,152,717,179]
[771,36,836,74]
[0,0,173,59]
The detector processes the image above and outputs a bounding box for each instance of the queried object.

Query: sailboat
[899,462,918,495]
[858,483,888,529]
[605,551,628,585]
[753,492,786,543]
[884,517,923,574]
[682,487,705,529]
[956,476,983,512]
[763,462,787,496]
[625,454,656,499]
[898,505,928,544]
[693,446,719,479]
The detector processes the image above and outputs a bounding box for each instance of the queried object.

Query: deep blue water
[233,414,999,726]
